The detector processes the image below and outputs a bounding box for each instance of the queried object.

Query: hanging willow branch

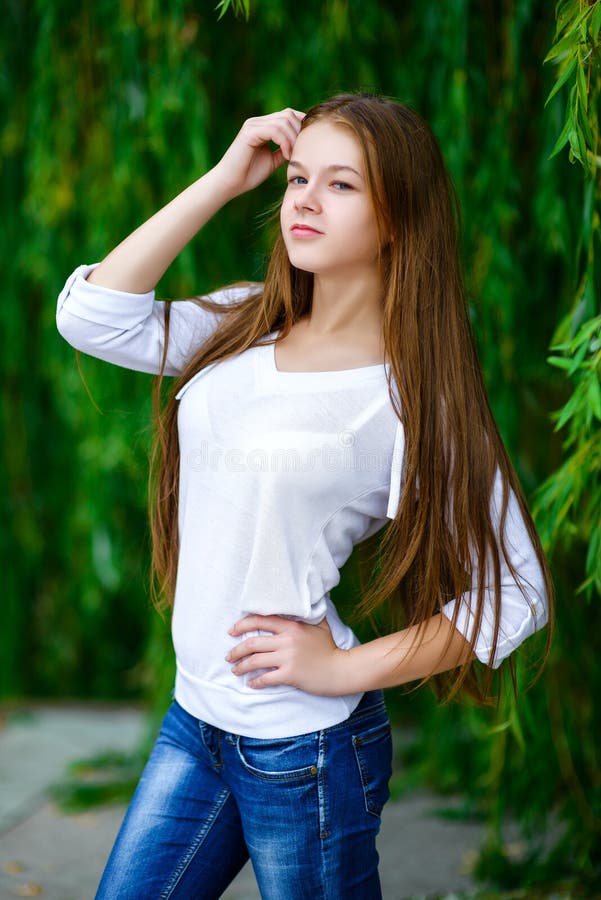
[535,0,601,603]
[545,0,601,174]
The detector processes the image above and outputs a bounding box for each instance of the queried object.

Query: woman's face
[280,119,381,278]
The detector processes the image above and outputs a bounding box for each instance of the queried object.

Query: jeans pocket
[352,720,393,817]
[236,732,320,782]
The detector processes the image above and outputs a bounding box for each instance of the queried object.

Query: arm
[85,108,305,294]
[85,169,236,295]
[56,266,253,376]
[226,612,475,696]
[226,471,549,695]
[440,470,549,668]
[56,108,305,373]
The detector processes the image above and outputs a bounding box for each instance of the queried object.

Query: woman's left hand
[225,614,349,695]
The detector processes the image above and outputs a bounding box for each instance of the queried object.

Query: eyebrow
[287,160,364,180]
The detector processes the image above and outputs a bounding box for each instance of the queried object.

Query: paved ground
[0,702,511,899]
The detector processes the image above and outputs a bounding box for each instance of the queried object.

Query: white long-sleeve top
[56,264,549,737]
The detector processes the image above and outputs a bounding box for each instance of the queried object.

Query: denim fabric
[95,689,393,899]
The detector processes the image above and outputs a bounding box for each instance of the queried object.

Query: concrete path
[0,703,498,899]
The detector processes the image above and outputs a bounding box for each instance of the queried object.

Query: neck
[302,267,385,340]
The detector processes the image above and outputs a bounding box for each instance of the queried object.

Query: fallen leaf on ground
[14,882,44,896]
[3,861,25,875]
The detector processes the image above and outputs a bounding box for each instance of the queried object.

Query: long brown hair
[149,93,554,704]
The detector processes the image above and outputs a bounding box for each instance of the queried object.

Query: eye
[288,175,307,185]
[332,181,353,191]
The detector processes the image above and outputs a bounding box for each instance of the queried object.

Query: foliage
[1,0,599,893]
[215,0,251,20]
[536,0,601,610]
[545,0,601,173]
[49,749,148,811]
[538,316,601,600]
[526,0,601,888]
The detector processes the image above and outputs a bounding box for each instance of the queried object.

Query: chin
[284,250,319,274]
[289,260,318,275]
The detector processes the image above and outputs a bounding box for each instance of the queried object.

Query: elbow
[56,307,87,353]
[484,591,549,669]
[56,306,75,345]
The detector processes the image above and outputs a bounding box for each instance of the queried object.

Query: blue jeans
[96,689,392,899]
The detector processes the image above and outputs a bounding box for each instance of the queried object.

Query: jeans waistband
[355,689,385,712]
[332,688,388,731]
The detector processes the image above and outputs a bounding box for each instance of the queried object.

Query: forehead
[291,119,364,168]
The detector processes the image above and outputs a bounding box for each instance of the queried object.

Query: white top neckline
[263,328,390,382]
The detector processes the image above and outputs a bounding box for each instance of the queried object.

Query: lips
[290,223,323,236]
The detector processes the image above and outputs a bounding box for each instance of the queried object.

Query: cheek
[280,201,289,229]
[279,200,290,239]
[358,208,381,253]
[341,207,380,254]
[280,190,295,217]
[280,195,297,235]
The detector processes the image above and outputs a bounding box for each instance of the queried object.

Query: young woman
[56,93,553,899]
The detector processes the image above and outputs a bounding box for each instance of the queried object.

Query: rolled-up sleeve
[56,263,249,376]
[441,469,549,668]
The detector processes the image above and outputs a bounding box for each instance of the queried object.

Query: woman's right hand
[80,108,306,296]
[213,108,306,199]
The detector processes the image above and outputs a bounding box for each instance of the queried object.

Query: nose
[293,182,321,213]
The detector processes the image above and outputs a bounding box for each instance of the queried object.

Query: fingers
[242,108,305,160]
[218,107,305,196]
[230,652,279,676]
[226,634,279,664]
[229,614,290,636]
[247,670,283,689]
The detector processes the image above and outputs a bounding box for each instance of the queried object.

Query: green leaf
[545,0,592,52]
[548,111,574,158]
[582,175,596,247]
[544,29,580,63]
[588,376,601,421]
[214,0,250,20]
[576,128,590,170]
[550,339,574,352]
[547,355,573,370]
[554,391,580,430]
[568,128,584,164]
[570,4,595,36]
[568,118,588,168]
[545,54,577,106]
[576,60,588,112]
[215,0,228,20]
[592,3,601,40]
[580,316,601,342]
[580,110,595,152]
[568,336,590,374]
